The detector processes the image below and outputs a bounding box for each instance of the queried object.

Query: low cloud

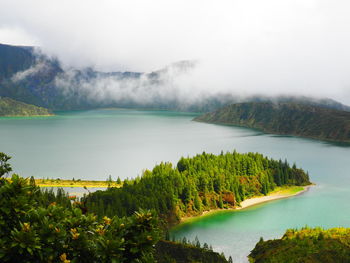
[1,0,350,105]
[11,61,47,82]
[54,60,214,108]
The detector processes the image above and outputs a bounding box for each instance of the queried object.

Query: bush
[0,174,159,263]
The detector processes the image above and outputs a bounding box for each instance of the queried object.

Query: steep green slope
[194,102,350,143]
[0,97,52,116]
[249,227,350,263]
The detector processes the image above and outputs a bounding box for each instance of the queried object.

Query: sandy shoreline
[238,184,313,210]
[180,185,313,224]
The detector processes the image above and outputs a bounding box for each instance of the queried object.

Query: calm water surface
[1,109,349,262]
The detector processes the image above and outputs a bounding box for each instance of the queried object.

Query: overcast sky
[1,0,350,105]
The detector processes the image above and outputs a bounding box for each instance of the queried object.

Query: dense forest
[84,151,310,226]
[249,227,350,263]
[195,102,350,143]
[0,97,52,117]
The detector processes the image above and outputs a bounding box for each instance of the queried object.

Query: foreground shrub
[0,173,159,263]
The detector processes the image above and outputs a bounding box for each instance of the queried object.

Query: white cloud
[1,0,350,105]
[0,26,38,46]
[54,60,205,107]
[11,61,47,82]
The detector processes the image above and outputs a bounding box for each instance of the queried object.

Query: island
[194,102,350,143]
[0,97,53,117]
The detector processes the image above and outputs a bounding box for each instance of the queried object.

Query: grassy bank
[34,178,122,188]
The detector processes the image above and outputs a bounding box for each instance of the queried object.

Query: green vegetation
[249,227,350,263]
[0,155,160,263]
[0,150,319,262]
[271,185,305,195]
[35,178,122,188]
[84,151,310,226]
[155,240,229,263]
[0,153,230,262]
[194,102,350,143]
[0,97,52,117]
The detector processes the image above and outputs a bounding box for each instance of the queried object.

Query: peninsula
[194,102,350,143]
[84,151,312,226]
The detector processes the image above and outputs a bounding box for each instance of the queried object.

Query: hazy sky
[1,0,350,105]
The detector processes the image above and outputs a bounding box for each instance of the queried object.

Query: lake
[1,109,350,262]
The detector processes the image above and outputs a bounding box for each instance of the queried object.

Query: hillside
[194,102,350,143]
[0,44,36,80]
[249,227,350,263]
[1,43,350,113]
[0,43,232,112]
[0,97,52,116]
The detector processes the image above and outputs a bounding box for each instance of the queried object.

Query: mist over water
[1,0,350,105]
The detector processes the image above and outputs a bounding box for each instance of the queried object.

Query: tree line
[84,151,311,226]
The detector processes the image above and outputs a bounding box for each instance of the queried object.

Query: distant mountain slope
[1,43,350,113]
[0,97,52,116]
[249,227,350,263]
[0,44,36,80]
[194,102,350,143]
[248,95,350,112]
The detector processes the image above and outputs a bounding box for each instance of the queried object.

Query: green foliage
[0,97,52,117]
[0,152,12,177]
[85,151,310,226]
[249,227,350,263]
[155,240,228,263]
[0,174,159,263]
[195,102,350,143]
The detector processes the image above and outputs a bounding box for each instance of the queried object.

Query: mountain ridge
[1,43,350,113]
[194,102,350,143]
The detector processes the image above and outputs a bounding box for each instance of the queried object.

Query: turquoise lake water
[1,109,349,262]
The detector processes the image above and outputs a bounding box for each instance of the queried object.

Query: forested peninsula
[194,102,350,143]
[84,151,311,226]
[0,97,52,117]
